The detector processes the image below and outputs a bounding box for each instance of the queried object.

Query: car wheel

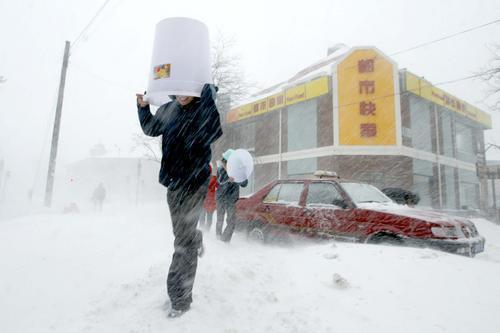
[368,233,404,246]
[265,224,292,244]
[247,220,266,243]
[249,227,265,242]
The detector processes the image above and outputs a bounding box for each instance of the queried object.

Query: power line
[291,17,500,86]
[70,61,134,92]
[69,13,500,108]
[389,18,500,57]
[330,68,494,112]
[72,0,113,51]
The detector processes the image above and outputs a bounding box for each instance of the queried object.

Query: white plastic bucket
[227,149,254,183]
[145,17,212,106]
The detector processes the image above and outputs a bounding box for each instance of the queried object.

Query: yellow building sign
[337,49,397,145]
[285,85,306,105]
[226,76,330,123]
[405,71,492,129]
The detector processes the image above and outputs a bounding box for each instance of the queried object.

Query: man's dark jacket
[138,85,222,192]
[216,166,248,204]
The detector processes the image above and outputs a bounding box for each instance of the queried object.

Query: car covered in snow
[236,171,485,256]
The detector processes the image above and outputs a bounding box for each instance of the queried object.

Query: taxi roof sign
[313,170,339,179]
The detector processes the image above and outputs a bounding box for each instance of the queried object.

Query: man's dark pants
[166,180,208,310]
[216,199,237,241]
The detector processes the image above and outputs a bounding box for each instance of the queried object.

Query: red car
[236,172,485,256]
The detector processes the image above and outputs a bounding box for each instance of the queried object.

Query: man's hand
[201,84,218,101]
[136,93,149,107]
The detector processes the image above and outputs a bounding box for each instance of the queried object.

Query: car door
[274,182,306,230]
[303,182,356,237]
[256,182,284,226]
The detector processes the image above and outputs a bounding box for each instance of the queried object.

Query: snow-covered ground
[1,202,500,333]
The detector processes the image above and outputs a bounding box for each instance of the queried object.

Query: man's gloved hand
[136,92,149,107]
[201,83,218,101]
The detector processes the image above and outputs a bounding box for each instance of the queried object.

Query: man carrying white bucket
[137,16,222,318]
[137,85,222,317]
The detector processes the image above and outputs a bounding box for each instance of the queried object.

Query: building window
[439,110,454,158]
[235,122,256,150]
[458,169,479,209]
[287,100,317,176]
[443,165,456,209]
[412,159,434,207]
[409,96,433,153]
[455,121,476,163]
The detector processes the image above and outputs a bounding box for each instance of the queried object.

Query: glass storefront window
[458,169,479,209]
[233,121,256,150]
[455,121,476,163]
[287,100,317,176]
[439,110,454,158]
[442,165,456,209]
[409,96,433,153]
[288,158,317,176]
[412,159,434,207]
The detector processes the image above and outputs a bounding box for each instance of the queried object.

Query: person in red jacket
[199,165,217,230]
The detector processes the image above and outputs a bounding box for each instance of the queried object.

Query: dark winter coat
[216,166,248,204]
[138,84,223,192]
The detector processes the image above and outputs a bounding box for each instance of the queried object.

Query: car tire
[247,221,292,245]
[265,224,292,245]
[247,220,266,243]
[368,233,404,246]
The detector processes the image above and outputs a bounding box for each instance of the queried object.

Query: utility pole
[44,41,70,207]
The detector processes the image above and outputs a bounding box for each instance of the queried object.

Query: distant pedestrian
[216,149,248,242]
[92,182,106,211]
[199,165,217,231]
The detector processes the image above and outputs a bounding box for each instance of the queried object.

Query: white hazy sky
[1,0,500,199]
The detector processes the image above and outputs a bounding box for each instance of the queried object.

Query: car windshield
[341,182,392,204]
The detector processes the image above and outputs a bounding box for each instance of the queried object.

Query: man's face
[176,95,194,106]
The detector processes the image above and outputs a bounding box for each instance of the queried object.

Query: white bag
[145,17,212,106]
[227,149,254,183]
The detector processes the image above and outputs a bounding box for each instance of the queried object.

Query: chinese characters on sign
[358,59,377,138]
[338,48,397,145]
[360,123,377,137]
[268,94,284,110]
[431,91,468,113]
[358,59,374,73]
[359,101,376,116]
[226,76,329,123]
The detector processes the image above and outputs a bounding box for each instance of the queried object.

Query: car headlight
[431,226,464,238]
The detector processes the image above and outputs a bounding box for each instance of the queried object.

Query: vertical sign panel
[338,49,397,145]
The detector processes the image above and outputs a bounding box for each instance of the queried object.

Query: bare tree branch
[211,32,254,113]
[480,44,500,112]
[131,133,161,163]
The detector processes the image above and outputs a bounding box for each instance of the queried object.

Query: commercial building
[219,46,493,210]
